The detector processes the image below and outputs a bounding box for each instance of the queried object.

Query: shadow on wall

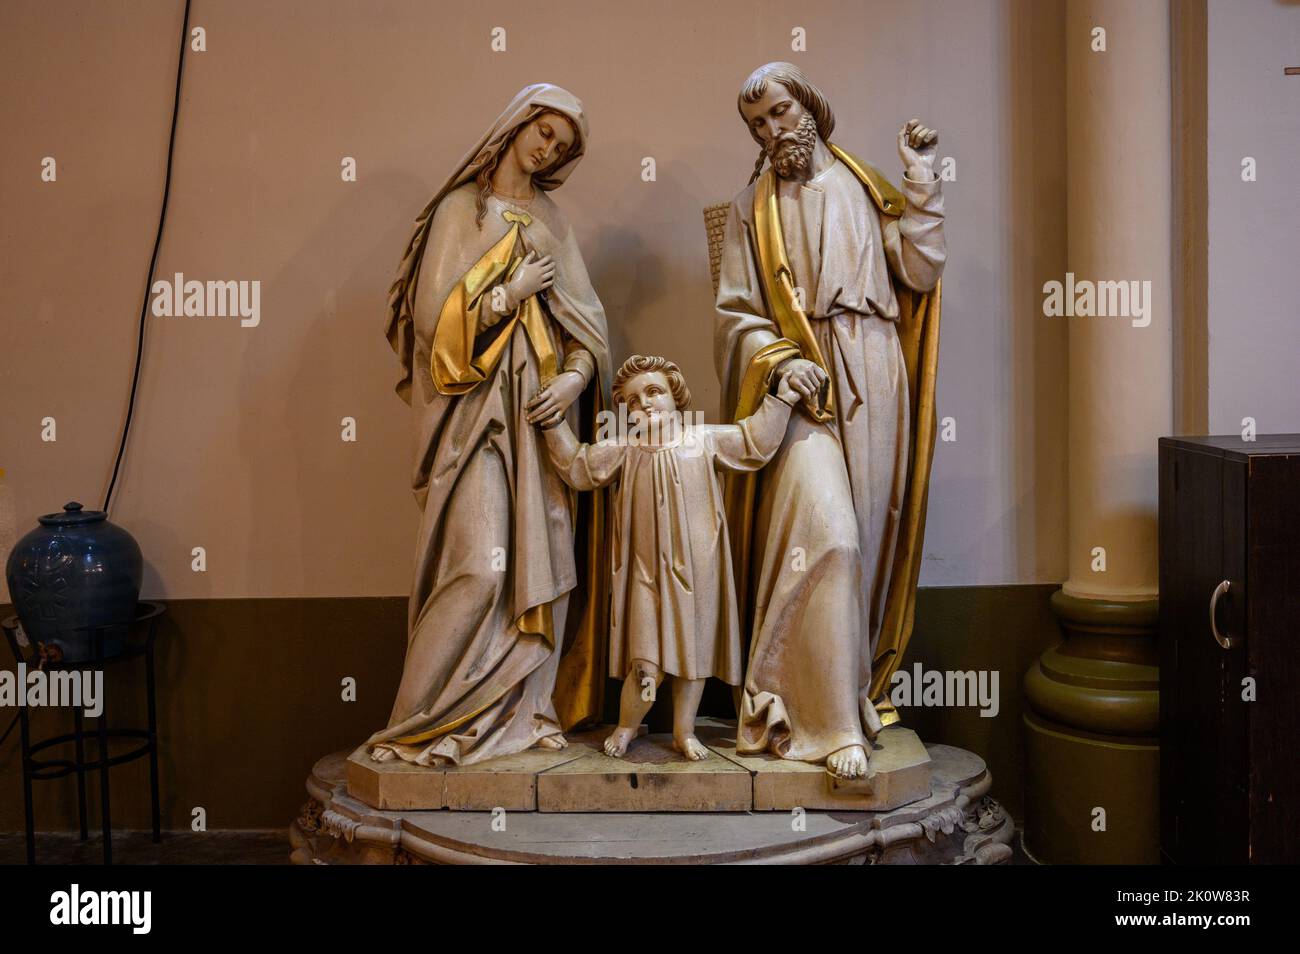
[583,151,718,416]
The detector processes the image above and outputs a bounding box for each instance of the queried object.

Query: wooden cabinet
[1159,435,1300,864]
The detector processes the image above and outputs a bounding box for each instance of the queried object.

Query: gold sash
[751,173,835,422]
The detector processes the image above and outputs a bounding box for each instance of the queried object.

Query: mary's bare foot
[827,744,869,779]
[536,733,568,750]
[369,746,397,764]
[603,726,638,758]
[673,734,710,761]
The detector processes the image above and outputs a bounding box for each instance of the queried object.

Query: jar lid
[38,501,107,527]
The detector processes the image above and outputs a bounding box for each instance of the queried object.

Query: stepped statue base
[289,725,1012,865]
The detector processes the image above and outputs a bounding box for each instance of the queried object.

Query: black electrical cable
[1,4,194,761]
[102,0,192,514]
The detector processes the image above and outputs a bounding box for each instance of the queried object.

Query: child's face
[621,370,678,426]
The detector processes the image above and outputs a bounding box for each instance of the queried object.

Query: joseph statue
[715,62,945,779]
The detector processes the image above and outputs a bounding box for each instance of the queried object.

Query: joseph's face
[509,112,577,176]
[621,370,678,426]
[740,82,806,147]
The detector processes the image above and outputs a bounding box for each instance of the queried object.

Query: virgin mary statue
[369,84,612,767]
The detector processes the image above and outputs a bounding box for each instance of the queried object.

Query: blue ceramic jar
[5,502,143,662]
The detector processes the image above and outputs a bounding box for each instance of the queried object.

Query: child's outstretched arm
[533,411,623,491]
[709,369,798,473]
[540,415,580,471]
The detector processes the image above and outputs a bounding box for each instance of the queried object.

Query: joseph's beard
[768,111,819,179]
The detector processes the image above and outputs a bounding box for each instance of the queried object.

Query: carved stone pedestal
[289,740,1013,865]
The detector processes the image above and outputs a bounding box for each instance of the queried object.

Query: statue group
[369,63,946,784]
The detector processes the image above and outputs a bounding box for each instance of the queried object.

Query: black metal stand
[2,601,165,865]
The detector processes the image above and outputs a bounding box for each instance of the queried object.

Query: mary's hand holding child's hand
[526,370,585,429]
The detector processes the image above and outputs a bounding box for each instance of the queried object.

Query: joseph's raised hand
[898,119,938,181]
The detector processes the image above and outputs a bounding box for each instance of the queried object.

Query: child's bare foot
[536,733,568,750]
[673,734,710,761]
[369,745,397,763]
[603,726,638,758]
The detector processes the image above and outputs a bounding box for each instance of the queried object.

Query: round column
[1023,0,1172,864]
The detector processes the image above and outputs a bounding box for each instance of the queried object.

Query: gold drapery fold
[721,147,942,724]
[869,278,940,721]
[390,685,508,746]
[430,211,559,396]
[826,144,906,217]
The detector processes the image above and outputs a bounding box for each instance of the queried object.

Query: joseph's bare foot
[369,746,397,763]
[673,734,710,761]
[603,726,638,758]
[536,733,568,750]
[827,744,869,779]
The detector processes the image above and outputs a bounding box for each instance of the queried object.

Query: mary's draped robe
[715,147,945,763]
[370,85,611,766]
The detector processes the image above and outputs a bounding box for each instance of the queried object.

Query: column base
[1021,589,1160,864]
[1022,710,1158,864]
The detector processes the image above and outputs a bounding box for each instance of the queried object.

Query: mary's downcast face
[507,111,578,178]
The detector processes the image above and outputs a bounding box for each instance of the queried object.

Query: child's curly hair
[612,355,692,410]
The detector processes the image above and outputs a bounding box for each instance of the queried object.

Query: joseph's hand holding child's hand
[775,368,800,406]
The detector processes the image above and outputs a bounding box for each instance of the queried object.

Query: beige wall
[1206,0,1300,434]
[0,0,1069,599]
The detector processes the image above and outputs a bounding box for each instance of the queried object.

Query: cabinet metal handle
[1210,579,1236,650]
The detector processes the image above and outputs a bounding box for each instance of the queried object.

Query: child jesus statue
[529,354,796,760]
